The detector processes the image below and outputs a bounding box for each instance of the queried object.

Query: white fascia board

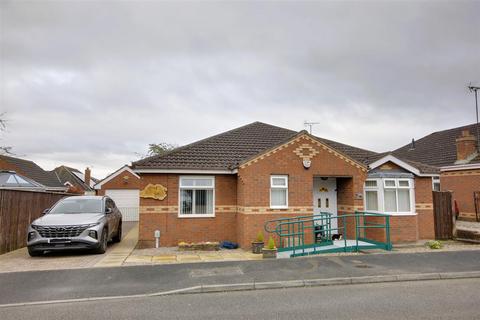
[134,168,237,175]
[368,154,438,177]
[94,166,140,190]
[441,163,480,172]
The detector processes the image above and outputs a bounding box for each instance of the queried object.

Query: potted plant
[252,231,264,254]
[262,236,277,259]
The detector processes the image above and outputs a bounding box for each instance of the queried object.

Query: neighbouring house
[54,166,98,195]
[0,155,67,192]
[94,165,142,221]
[393,123,480,221]
[126,122,439,248]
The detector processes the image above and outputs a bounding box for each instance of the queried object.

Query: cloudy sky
[1,1,479,178]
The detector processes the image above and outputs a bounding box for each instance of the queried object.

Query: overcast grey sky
[1,0,479,178]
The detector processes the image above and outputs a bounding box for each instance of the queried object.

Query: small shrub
[426,240,442,250]
[255,231,264,243]
[266,236,276,250]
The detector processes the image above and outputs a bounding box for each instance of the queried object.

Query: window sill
[270,206,289,210]
[178,214,216,218]
[382,212,418,216]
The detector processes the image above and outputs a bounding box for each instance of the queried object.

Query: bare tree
[0,113,12,155]
[147,142,178,156]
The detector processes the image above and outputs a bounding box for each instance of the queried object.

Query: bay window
[179,176,215,217]
[364,178,415,215]
[270,175,288,208]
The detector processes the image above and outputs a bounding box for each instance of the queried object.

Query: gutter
[440,163,480,172]
[133,168,238,174]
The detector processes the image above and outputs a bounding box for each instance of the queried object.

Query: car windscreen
[49,198,103,214]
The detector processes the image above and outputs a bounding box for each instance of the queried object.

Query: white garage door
[105,189,140,222]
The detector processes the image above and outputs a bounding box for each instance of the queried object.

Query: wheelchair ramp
[277,240,377,258]
[265,211,393,258]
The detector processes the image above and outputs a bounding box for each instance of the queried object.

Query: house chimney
[84,167,91,188]
[456,130,477,161]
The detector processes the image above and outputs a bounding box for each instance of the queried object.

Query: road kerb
[200,283,254,293]
[1,271,480,308]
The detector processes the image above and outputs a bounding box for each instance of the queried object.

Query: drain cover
[354,264,373,268]
[190,266,244,278]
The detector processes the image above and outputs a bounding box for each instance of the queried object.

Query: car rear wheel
[95,228,108,254]
[112,221,122,243]
[28,247,42,257]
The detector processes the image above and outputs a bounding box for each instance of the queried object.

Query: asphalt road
[1,278,478,319]
[1,250,480,305]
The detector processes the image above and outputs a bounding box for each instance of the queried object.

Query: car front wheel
[28,247,42,257]
[95,228,108,254]
[112,221,122,243]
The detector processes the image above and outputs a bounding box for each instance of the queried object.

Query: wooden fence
[432,191,453,240]
[0,189,70,254]
[474,191,480,222]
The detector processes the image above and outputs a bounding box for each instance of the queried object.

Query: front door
[313,177,338,235]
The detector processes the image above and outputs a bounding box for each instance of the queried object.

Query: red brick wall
[138,174,237,246]
[97,169,141,196]
[441,169,480,220]
[390,215,418,242]
[415,177,435,239]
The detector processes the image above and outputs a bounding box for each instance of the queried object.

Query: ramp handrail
[264,211,392,257]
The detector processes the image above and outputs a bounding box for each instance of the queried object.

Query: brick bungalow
[95,122,439,248]
[393,123,480,221]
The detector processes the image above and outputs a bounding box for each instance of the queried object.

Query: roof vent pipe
[409,138,415,150]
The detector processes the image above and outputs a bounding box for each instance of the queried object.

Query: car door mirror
[42,208,50,215]
[105,207,113,214]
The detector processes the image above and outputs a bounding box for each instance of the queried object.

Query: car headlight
[88,230,98,239]
[84,222,101,228]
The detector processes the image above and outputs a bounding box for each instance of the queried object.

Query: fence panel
[432,191,453,240]
[474,191,480,222]
[0,189,69,254]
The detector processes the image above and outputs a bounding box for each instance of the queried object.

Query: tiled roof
[133,122,378,171]
[393,123,480,167]
[364,152,439,174]
[54,166,95,191]
[0,155,65,188]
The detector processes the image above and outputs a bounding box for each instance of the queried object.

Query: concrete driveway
[0,222,138,273]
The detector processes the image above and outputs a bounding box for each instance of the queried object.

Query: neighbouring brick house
[54,166,98,194]
[120,122,439,248]
[0,155,67,192]
[394,123,480,221]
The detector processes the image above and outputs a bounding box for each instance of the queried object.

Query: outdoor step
[456,228,480,241]
[455,237,480,244]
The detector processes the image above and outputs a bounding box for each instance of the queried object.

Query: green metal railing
[264,211,392,257]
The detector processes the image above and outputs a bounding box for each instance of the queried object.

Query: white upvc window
[432,176,440,191]
[179,176,215,217]
[364,180,379,212]
[364,178,415,215]
[270,175,288,209]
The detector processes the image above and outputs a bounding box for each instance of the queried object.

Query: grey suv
[27,196,123,256]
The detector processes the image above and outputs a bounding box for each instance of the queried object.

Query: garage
[105,189,140,221]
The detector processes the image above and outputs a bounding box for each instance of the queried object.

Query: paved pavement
[0,249,479,305]
[1,278,479,319]
[94,222,139,267]
[124,247,262,265]
[0,222,137,273]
